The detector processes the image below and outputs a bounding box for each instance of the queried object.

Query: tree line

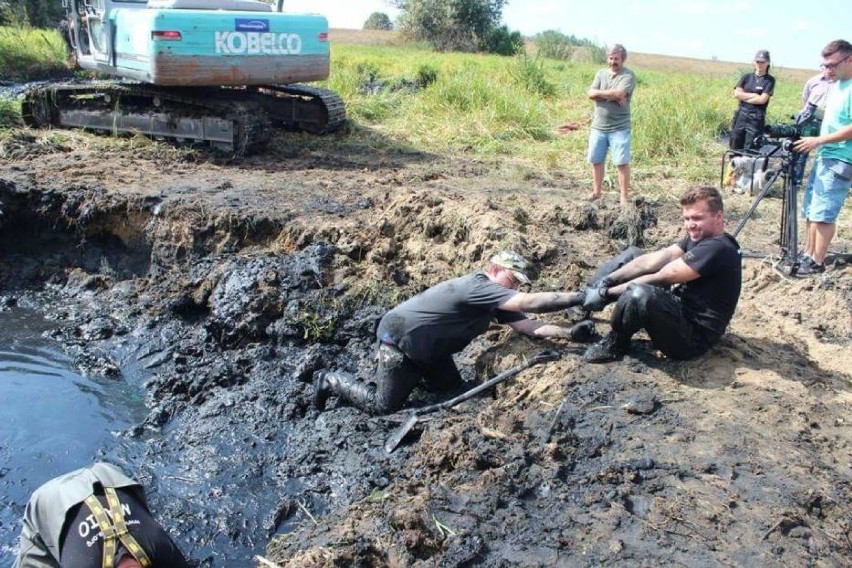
[1,0,605,63]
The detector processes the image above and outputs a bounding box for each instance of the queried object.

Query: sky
[279,0,851,71]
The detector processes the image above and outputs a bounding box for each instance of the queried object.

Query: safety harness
[83,488,152,568]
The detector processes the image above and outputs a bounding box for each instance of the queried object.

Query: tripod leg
[780,160,800,274]
[732,168,783,239]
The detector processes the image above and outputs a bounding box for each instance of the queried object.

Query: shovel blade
[384,413,419,454]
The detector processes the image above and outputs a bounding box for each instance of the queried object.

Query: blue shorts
[587,128,631,166]
[801,157,852,223]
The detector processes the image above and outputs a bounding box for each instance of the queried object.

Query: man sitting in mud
[14,462,190,568]
[581,185,742,363]
[313,251,593,415]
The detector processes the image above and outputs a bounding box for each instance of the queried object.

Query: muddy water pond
[0,306,145,562]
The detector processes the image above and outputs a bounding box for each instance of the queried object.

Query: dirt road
[0,129,849,566]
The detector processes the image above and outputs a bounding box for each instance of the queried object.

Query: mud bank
[0,137,850,566]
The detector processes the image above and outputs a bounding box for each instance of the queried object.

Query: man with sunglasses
[312,251,593,415]
[793,39,852,275]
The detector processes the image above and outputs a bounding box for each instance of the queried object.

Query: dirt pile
[0,134,849,566]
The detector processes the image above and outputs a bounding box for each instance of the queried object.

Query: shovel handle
[417,350,560,415]
[383,349,560,454]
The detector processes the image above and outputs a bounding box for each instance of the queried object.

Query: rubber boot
[312,370,378,414]
[582,331,630,363]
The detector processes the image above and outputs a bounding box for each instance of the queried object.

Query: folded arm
[734,87,770,105]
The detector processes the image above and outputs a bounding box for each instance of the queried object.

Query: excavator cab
[65,0,125,63]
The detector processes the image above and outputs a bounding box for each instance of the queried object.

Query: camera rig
[720,104,821,276]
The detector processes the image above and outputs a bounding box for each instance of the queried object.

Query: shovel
[383,349,561,453]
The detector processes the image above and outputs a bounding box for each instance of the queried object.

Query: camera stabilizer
[721,141,800,275]
[720,104,820,276]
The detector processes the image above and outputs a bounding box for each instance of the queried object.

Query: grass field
[328,28,815,187]
[0,25,68,81]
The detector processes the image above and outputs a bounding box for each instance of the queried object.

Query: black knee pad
[613,284,656,333]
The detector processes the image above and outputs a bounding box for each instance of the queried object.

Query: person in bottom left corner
[14,462,190,568]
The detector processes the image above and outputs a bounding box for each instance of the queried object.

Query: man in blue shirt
[794,39,852,275]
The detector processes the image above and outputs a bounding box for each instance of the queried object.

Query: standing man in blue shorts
[792,65,835,188]
[794,39,852,275]
[587,43,635,206]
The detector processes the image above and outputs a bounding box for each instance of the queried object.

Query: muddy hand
[568,320,598,343]
[582,285,611,312]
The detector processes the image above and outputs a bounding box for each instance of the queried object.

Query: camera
[763,102,821,148]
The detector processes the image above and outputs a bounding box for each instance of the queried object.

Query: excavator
[21,0,346,154]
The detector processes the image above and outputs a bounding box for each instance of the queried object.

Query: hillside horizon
[329,28,816,82]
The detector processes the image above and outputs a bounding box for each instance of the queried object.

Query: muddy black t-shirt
[378,272,525,365]
[59,487,189,568]
[675,233,742,344]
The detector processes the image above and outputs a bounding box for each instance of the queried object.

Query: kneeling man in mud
[313,251,593,415]
[581,185,742,363]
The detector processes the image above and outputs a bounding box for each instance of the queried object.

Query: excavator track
[21,82,346,155]
[255,84,347,134]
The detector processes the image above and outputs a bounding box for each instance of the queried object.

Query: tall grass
[0,25,69,81]
[325,42,808,182]
[0,96,21,127]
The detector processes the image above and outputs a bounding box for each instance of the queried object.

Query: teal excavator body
[23,0,346,153]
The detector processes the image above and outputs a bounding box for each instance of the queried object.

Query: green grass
[0,25,69,81]
[322,43,807,184]
[0,96,22,128]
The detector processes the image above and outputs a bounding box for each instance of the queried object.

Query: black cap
[754,49,770,62]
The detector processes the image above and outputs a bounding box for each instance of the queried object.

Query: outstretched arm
[607,257,699,298]
[581,244,690,311]
[508,318,583,339]
[499,290,584,313]
[794,123,852,153]
[605,244,684,286]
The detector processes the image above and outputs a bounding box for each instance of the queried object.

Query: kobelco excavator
[22,0,346,154]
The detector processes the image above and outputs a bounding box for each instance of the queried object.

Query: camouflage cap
[490,251,530,284]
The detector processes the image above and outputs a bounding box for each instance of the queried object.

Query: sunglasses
[821,54,851,70]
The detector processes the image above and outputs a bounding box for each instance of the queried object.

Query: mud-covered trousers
[594,247,710,360]
[371,342,462,414]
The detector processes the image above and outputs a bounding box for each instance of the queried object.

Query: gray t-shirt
[378,272,525,365]
[590,67,635,132]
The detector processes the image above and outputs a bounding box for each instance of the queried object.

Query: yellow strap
[84,490,152,568]
[84,495,116,568]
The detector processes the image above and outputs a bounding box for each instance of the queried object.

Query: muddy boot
[582,331,629,363]
[312,370,378,413]
[569,320,599,343]
[312,370,334,411]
